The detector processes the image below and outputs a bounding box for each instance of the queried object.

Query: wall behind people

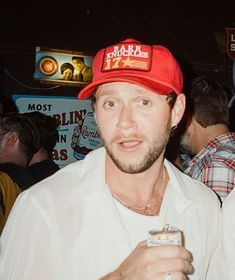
[1,18,233,102]
[0,96,18,114]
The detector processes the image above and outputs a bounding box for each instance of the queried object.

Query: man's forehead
[95,83,167,102]
[96,82,152,93]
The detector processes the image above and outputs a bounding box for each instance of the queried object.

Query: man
[180,76,235,202]
[72,56,92,83]
[221,186,235,279]
[0,39,220,279]
[0,112,40,189]
[23,111,60,183]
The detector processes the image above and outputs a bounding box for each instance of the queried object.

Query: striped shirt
[185,132,235,202]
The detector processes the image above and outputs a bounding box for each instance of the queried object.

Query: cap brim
[78,75,178,100]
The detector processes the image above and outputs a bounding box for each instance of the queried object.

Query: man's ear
[171,94,186,128]
[4,131,19,147]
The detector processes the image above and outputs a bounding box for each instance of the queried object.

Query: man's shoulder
[0,171,21,193]
[195,150,235,170]
[206,132,235,158]
[0,171,21,206]
[223,187,235,209]
[0,163,22,172]
[186,139,235,175]
[0,163,36,189]
[27,148,105,193]
[166,160,220,202]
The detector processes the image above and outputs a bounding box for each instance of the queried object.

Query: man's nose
[117,105,136,130]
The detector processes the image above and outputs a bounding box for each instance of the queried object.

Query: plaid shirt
[185,132,235,202]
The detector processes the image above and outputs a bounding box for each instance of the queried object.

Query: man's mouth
[117,138,142,150]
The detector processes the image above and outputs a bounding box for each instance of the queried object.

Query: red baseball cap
[78,38,183,99]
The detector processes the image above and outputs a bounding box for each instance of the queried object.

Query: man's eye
[104,101,115,108]
[142,99,151,106]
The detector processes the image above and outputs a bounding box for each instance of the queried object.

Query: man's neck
[105,153,167,204]
[29,149,48,166]
[196,124,229,153]
[0,153,28,168]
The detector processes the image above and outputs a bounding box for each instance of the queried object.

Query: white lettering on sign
[106,45,149,59]
[231,43,235,52]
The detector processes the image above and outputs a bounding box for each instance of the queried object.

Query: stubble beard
[180,133,194,156]
[99,121,172,174]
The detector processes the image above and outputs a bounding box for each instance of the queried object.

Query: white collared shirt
[0,147,221,280]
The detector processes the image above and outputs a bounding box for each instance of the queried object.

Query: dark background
[1,0,235,99]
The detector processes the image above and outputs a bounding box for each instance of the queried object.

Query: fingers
[133,242,193,278]
[158,271,188,280]
[137,241,192,260]
[142,244,193,276]
[136,240,148,248]
[147,244,192,262]
[157,257,193,274]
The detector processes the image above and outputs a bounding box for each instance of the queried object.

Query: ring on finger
[164,272,172,280]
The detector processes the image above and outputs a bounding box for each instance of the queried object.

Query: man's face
[72,59,84,71]
[94,82,181,174]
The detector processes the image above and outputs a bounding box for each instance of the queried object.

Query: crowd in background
[0,102,60,233]
[0,56,235,278]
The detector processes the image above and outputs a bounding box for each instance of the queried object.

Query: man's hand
[100,241,193,280]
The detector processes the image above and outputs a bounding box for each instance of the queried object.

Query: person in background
[221,184,235,279]
[0,171,21,234]
[60,62,74,81]
[0,112,40,190]
[23,111,60,183]
[0,39,220,280]
[180,76,235,203]
[72,56,92,83]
